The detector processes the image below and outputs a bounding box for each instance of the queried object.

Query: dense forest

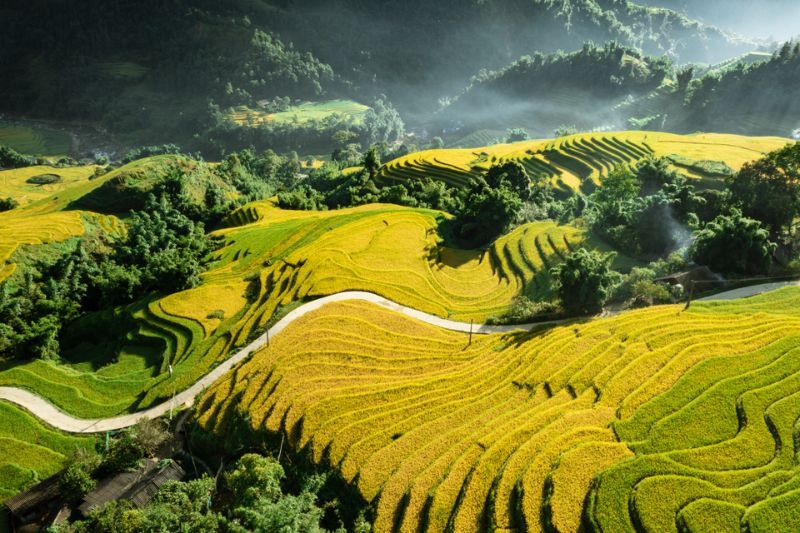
[0,0,755,156]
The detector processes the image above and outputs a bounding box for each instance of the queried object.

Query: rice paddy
[197,287,800,533]
[0,401,96,501]
[380,132,791,194]
[228,99,369,127]
[0,121,72,156]
[2,133,798,529]
[0,165,98,207]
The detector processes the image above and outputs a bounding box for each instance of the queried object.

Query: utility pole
[684,281,695,310]
[469,319,473,346]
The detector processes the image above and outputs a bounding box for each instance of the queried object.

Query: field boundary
[0,284,789,434]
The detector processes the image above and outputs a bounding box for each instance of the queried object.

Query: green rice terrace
[2,1,800,530]
[0,131,798,532]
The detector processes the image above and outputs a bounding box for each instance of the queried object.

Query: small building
[4,476,68,532]
[655,266,723,293]
[78,459,185,516]
[4,459,185,531]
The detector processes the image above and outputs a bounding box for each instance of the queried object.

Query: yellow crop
[380,131,790,193]
[0,211,86,282]
[197,289,800,532]
[0,165,98,207]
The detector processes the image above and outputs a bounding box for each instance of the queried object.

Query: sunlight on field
[198,288,800,533]
[0,165,98,207]
[381,131,791,194]
[228,99,369,127]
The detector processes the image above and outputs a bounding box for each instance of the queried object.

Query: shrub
[59,450,100,503]
[551,248,619,315]
[0,197,19,212]
[59,462,97,503]
[0,145,33,169]
[26,173,62,185]
[486,297,559,325]
[132,418,170,458]
[277,186,326,211]
[690,209,775,275]
[100,434,145,474]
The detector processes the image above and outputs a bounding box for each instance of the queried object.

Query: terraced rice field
[228,99,369,127]
[197,287,800,533]
[0,199,604,419]
[380,132,791,194]
[0,121,72,155]
[0,210,116,283]
[210,201,606,324]
[0,401,96,501]
[0,165,98,207]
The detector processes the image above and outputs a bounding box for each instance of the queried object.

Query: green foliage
[0,271,80,360]
[589,159,702,258]
[0,144,34,169]
[277,186,326,211]
[121,144,181,165]
[59,460,97,503]
[486,297,559,325]
[726,142,800,234]
[485,161,532,200]
[612,267,678,308]
[26,173,62,185]
[453,177,523,247]
[690,209,776,275]
[131,418,170,458]
[0,197,19,212]
[225,454,324,533]
[506,128,529,143]
[554,125,579,138]
[226,454,284,508]
[551,248,619,315]
[57,453,336,533]
[362,99,405,147]
[99,433,145,475]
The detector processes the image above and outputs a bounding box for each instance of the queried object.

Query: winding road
[0,284,794,434]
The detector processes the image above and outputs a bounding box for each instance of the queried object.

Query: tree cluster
[0,194,211,361]
[56,453,368,533]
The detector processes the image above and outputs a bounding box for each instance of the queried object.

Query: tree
[430,136,445,149]
[676,66,694,93]
[0,145,33,169]
[225,455,323,533]
[59,461,97,503]
[551,249,618,315]
[226,454,284,508]
[454,178,522,247]
[727,143,800,235]
[363,99,405,146]
[690,209,775,275]
[0,197,19,212]
[506,128,529,143]
[362,147,381,179]
[485,162,531,200]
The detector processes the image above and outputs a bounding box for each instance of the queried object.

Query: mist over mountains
[0,0,795,155]
[636,0,800,40]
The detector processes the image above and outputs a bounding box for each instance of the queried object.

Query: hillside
[196,287,800,532]
[380,132,791,194]
[0,0,750,156]
[637,0,800,39]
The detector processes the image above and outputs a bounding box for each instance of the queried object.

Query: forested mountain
[636,0,800,40]
[0,0,750,155]
[437,42,673,136]
[656,42,800,136]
